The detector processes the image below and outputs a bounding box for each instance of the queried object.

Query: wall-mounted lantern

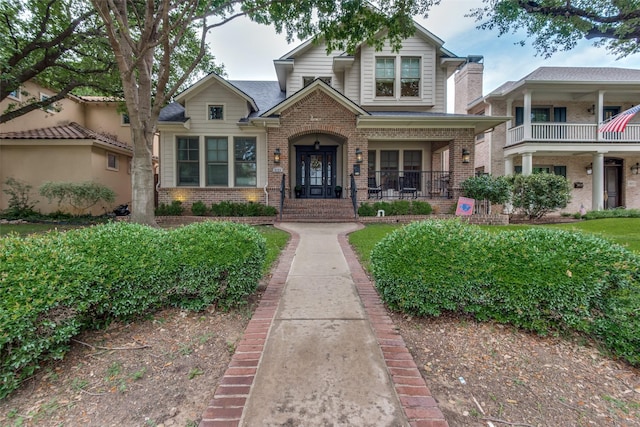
[314,138,320,150]
[461,148,470,164]
[586,163,593,175]
[273,148,281,164]
[631,162,640,175]
[355,148,363,163]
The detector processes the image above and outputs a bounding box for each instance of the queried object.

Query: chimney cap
[467,55,484,63]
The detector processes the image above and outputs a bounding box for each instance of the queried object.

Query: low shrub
[357,200,433,216]
[191,201,208,216]
[0,221,266,398]
[210,201,276,217]
[371,220,640,366]
[2,177,39,218]
[584,208,640,220]
[39,181,115,215]
[155,200,184,216]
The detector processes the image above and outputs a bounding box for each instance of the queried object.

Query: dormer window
[375,58,395,97]
[401,57,420,97]
[208,105,224,120]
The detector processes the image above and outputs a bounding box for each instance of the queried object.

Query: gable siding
[360,35,438,107]
[286,43,343,95]
[344,55,361,103]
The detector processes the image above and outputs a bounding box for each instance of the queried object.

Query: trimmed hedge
[0,221,265,399]
[371,220,640,366]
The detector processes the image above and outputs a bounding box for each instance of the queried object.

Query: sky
[207,0,640,111]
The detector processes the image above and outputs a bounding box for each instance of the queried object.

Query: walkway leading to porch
[198,222,448,427]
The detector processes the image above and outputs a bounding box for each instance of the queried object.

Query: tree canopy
[471,0,640,58]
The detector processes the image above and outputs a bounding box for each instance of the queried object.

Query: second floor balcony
[507,123,640,146]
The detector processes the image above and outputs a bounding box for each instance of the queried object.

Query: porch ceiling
[504,142,640,157]
[357,115,509,133]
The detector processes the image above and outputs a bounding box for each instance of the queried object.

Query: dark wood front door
[295,146,337,198]
[605,161,622,209]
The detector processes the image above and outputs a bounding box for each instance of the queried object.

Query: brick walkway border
[199,225,448,427]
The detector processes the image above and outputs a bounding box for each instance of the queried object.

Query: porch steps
[279,198,357,222]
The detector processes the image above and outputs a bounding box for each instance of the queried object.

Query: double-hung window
[375,58,395,97]
[234,137,257,187]
[400,57,420,97]
[177,136,200,186]
[206,137,228,186]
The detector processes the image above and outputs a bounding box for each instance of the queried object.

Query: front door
[604,160,622,209]
[295,147,337,198]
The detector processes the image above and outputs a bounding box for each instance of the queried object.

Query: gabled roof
[229,81,285,117]
[260,79,369,118]
[486,67,640,98]
[0,122,132,152]
[174,72,259,112]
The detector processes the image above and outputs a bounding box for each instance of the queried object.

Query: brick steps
[280,198,356,222]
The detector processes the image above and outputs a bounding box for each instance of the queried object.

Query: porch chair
[368,176,383,199]
[399,173,418,199]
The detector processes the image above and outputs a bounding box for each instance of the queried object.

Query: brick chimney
[454,56,484,114]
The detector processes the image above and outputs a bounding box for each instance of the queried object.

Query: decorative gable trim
[260,79,369,118]
[175,72,258,112]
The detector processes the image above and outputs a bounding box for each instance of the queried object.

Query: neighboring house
[458,66,640,212]
[0,80,134,215]
[157,23,507,215]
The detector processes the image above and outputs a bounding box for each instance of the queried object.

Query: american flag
[599,104,640,133]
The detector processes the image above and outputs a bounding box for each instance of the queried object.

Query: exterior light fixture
[631,162,640,175]
[274,148,281,164]
[355,148,363,163]
[461,148,470,164]
[314,137,320,150]
[586,163,593,175]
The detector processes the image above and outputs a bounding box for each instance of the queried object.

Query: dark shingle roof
[0,122,132,151]
[229,81,285,117]
[158,102,187,122]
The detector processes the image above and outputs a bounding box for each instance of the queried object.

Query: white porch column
[523,90,532,140]
[521,152,533,176]
[592,153,605,210]
[504,156,514,176]
[596,90,605,142]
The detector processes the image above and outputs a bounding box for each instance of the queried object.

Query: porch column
[521,152,533,176]
[592,153,605,210]
[504,156,514,176]
[523,90,532,140]
[596,90,605,142]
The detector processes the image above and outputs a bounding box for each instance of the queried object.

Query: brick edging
[199,227,300,427]
[338,231,449,427]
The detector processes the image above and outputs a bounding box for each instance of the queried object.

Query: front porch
[366,170,459,200]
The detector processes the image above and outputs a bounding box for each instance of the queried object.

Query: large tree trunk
[130,126,157,226]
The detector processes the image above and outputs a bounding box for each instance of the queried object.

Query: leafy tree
[509,173,571,219]
[90,0,439,225]
[471,0,640,58]
[460,174,511,213]
[0,0,120,122]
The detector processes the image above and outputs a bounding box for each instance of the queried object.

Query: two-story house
[157,23,507,216]
[458,66,640,212]
[0,80,135,214]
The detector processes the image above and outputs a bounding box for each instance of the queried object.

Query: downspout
[263,125,269,206]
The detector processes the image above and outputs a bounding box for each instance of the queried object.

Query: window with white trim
[375,58,395,97]
[400,57,420,97]
[107,152,119,171]
[121,113,130,125]
[40,93,56,112]
[234,137,257,187]
[206,137,228,186]
[207,105,224,120]
[8,88,20,100]
[176,136,200,186]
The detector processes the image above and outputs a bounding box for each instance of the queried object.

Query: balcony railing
[507,123,640,146]
[368,170,452,199]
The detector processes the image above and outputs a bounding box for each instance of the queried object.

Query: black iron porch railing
[350,173,357,219]
[279,174,285,221]
[367,170,452,199]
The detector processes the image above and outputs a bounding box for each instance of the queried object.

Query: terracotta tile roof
[0,122,132,151]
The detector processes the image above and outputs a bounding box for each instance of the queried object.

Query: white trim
[40,92,56,113]
[8,87,20,101]
[206,103,226,121]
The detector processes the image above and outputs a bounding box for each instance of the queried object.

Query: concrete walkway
[199,223,447,427]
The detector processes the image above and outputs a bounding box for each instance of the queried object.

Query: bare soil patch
[393,312,640,427]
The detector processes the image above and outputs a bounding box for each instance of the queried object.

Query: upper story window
[40,93,56,112]
[107,152,119,171]
[375,58,395,97]
[8,88,20,101]
[121,113,130,125]
[208,105,224,120]
[400,57,420,97]
[303,76,332,87]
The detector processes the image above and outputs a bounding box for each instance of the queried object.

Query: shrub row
[371,220,640,366]
[0,221,266,399]
[155,200,277,217]
[358,200,433,216]
[583,208,640,220]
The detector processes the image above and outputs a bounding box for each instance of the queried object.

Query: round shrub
[371,220,640,366]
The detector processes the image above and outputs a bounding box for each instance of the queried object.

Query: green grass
[349,218,640,272]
